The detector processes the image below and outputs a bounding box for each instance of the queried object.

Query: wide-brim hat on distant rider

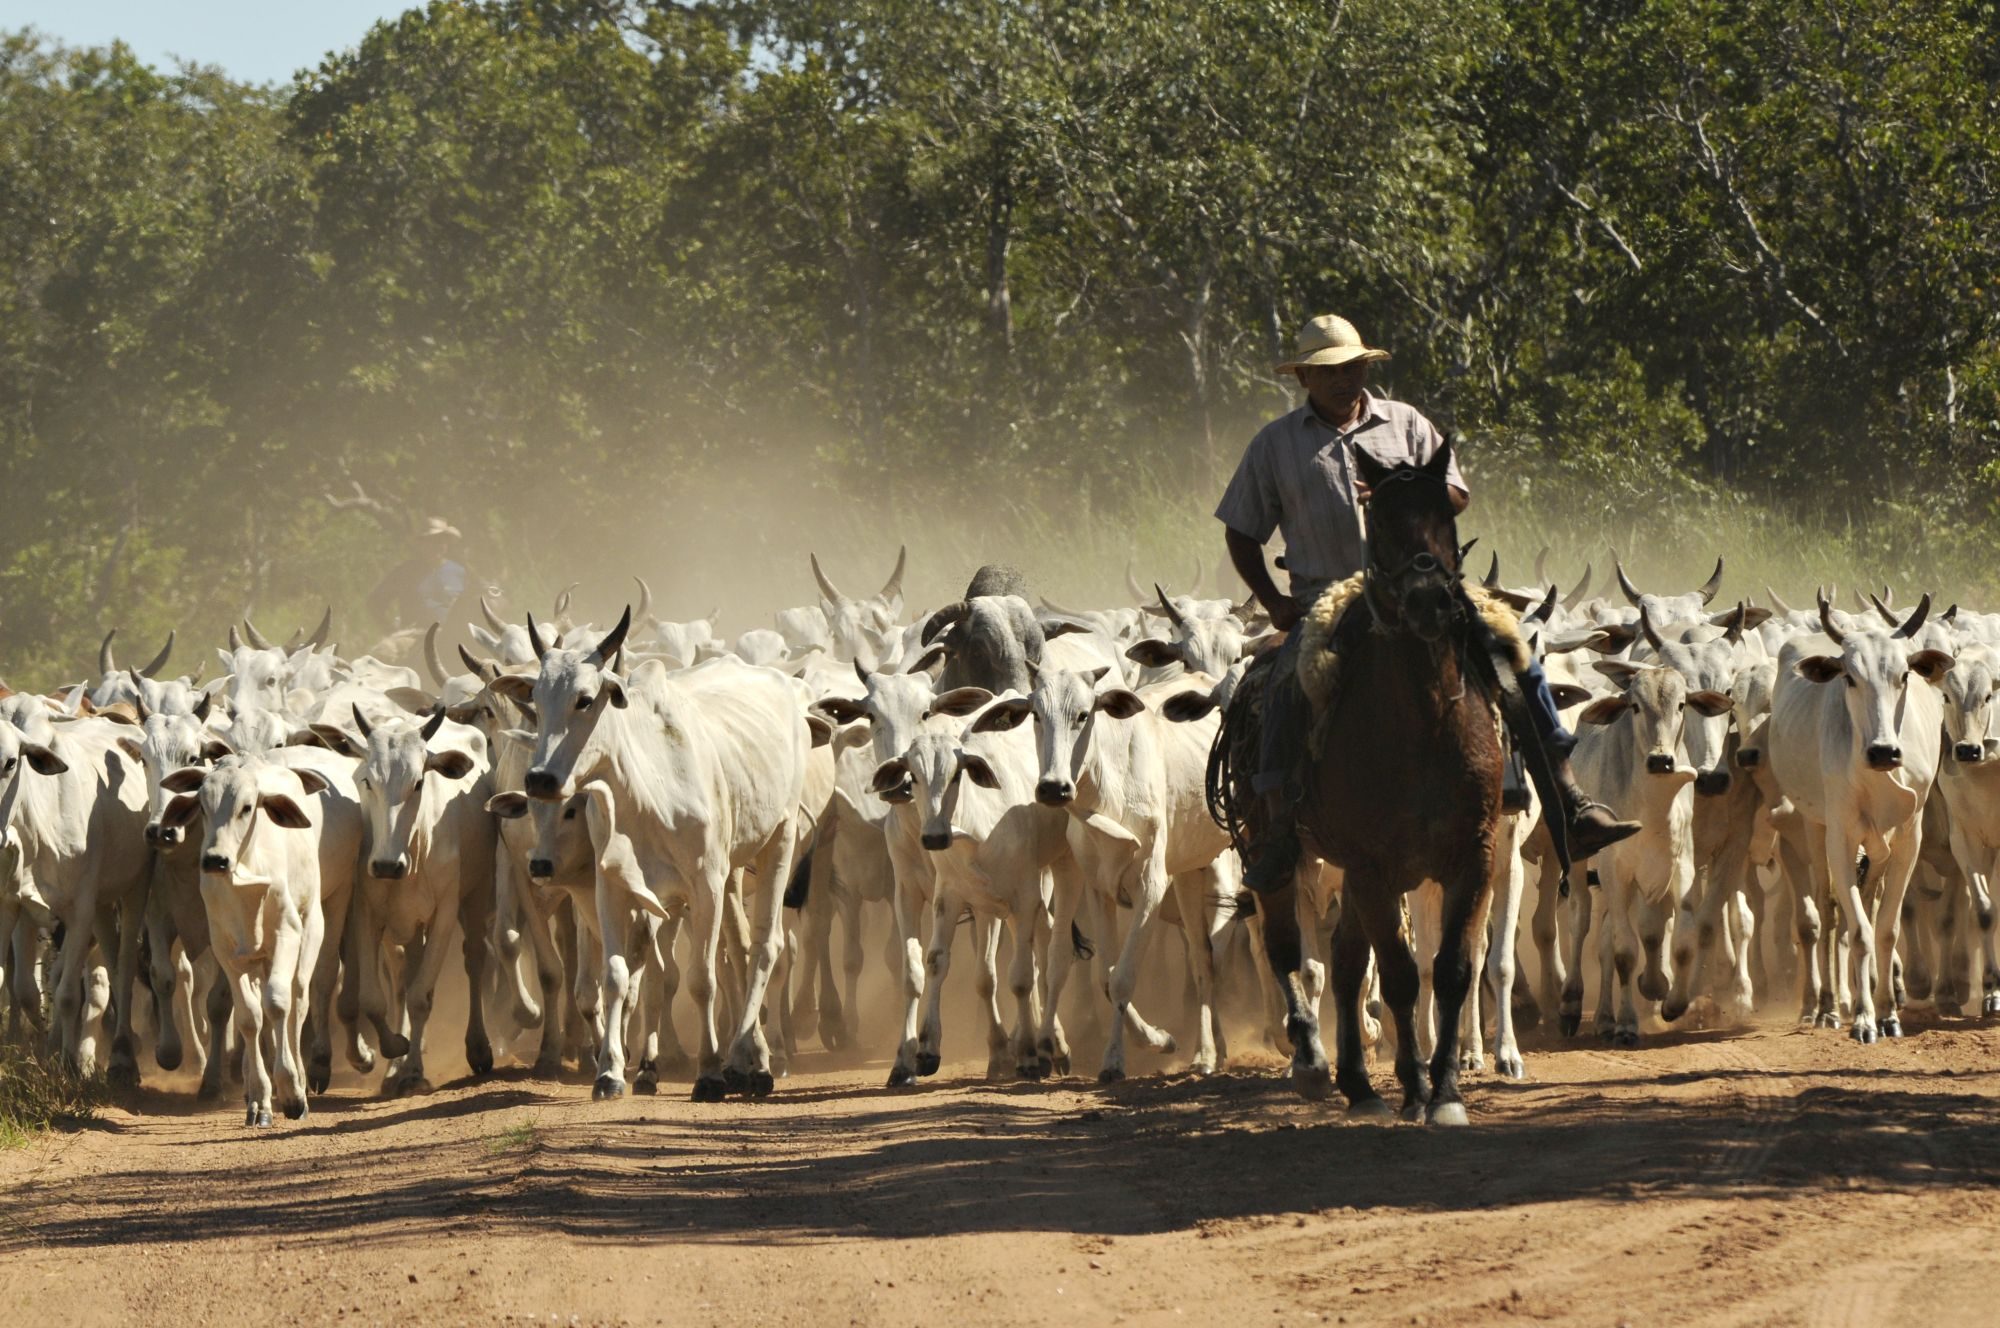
[1275,314,1392,375]
[423,516,463,539]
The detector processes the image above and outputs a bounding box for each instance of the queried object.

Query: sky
[0,2,412,85]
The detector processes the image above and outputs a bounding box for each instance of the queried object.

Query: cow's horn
[1639,603,1665,653]
[1892,592,1933,640]
[1696,557,1724,606]
[633,575,653,624]
[129,671,151,721]
[1156,584,1188,633]
[1563,564,1594,611]
[1765,585,1793,615]
[242,617,273,650]
[227,624,243,652]
[1724,599,1746,645]
[352,704,373,741]
[810,553,846,604]
[1125,558,1145,603]
[1534,546,1551,586]
[98,629,117,676]
[526,610,552,663]
[1867,593,1900,626]
[1817,588,1846,644]
[879,545,906,601]
[1526,583,1558,625]
[138,631,175,678]
[303,607,332,650]
[1483,552,1501,588]
[1615,560,1644,606]
[420,706,446,742]
[589,606,632,666]
[457,644,498,681]
[479,594,506,633]
[552,582,578,621]
[422,622,449,687]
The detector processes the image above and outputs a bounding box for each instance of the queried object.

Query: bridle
[1359,466,1463,635]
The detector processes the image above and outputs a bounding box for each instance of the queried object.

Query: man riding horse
[1218,314,1641,893]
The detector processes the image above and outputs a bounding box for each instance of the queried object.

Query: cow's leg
[104,889,146,1088]
[1459,878,1497,1074]
[1169,868,1224,1075]
[1530,855,1567,1021]
[1259,873,1331,1099]
[1099,855,1177,1084]
[630,916,664,1092]
[972,914,1011,1081]
[570,905,606,1059]
[682,862,730,1101]
[264,912,309,1121]
[836,882,866,1053]
[304,883,349,1092]
[168,944,199,1076]
[46,889,97,1073]
[457,888,495,1078]
[231,966,272,1127]
[1606,873,1643,1045]
[1660,846,1706,1023]
[1789,830,1828,1024]
[196,957,231,1101]
[392,908,458,1094]
[523,884,569,1077]
[353,893,407,1062]
[1486,828,1528,1078]
[492,854,543,1032]
[917,886,965,1080]
[334,890,376,1071]
[1872,830,1922,1039]
[1007,904,1047,1079]
[144,883,186,1074]
[722,827,795,1095]
[887,865,929,1087]
[1969,847,2000,1016]
[1827,829,1883,1042]
[1937,862,1972,1015]
[594,891,638,1101]
[648,912,689,1075]
[1039,862,1087,1078]
[1558,864,1592,1037]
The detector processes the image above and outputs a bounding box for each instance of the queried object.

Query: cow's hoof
[886,1065,917,1088]
[1613,1029,1639,1049]
[247,1106,272,1128]
[379,1032,411,1059]
[1939,1000,1966,1018]
[467,1042,494,1077]
[1815,1011,1842,1030]
[722,1064,754,1094]
[388,1074,431,1098]
[1984,993,2000,1016]
[1347,1095,1392,1120]
[1850,1022,1878,1045]
[282,1096,307,1121]
[1661,997,1689,1023]
[633,1072,658,1096]
[915,1051,941,1077]
[530,1056,564,1081]
[1496,1052,1526,1080]
[1558,1012,1580,1038]
[1017,1057,1048,1082]
[1189,1057,1217,1078]
[1097,1066,1126,1085]
[106,1062,138,1091]
[1459,1050,1484,1073]
[197,1077,224,1103]
[1905,974,1934,1001]
[691,1075,728,1103]
[746,1070,775,1098]
[155,1045,184,1073]
[1881,1015,1903,1039]
[307,1058,331,1095]
[592,1074,626,1101]
[1051,1053,1072,1077]
[1293,1065,1333,1102]
[1428,1100,1470,1127]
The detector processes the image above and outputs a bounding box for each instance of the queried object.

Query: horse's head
[1356,436,1462,643]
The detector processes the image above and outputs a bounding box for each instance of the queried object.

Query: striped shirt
[1214,392,1465,595]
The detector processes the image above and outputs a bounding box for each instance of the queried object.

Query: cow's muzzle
[1865,743,1903,771]
[146,823,183,848]
[1645,753,1676,776]
[524,768,562,800]
[1955,742,1985,765]
[1694,770,1733,797]
[529,858,555,880]
[1735,748,1762,769]
[369,858,410,880]
[201,852,231,874]
[920,830,953,851]
[1036,779,1075,807]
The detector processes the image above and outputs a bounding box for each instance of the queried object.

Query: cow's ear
[805,713,834,748]
[1039,619,1090,640]
[384,686,435,715]
[486,791,529,819]
[293,768,331,797]
[1095,689,1146,720]
[1593,660,1642,687]
[162,765,208,793]
[813,695,869,725]
[161,793,202,828]
[1578,696,1631,726]
[22,742,68,776]
[869,758,911,796]
[1125,640,1181,668]
[968,698,1031,734]
[426,750,476,780]
[1910,649,1955,684]
[307,724,362,757]
[489,674,535,704]
[259,794,313,830]
[959,754,1000,789]
[202,736,237,762]
[1548,683,1595,710]
[116,735,144,763]
[601,675,628,709]
[1591,623,1640,653]
[1159,690,1218,723]
[1687,690,1734,718]
[928,687,994,719]
[1795,655,1845,684]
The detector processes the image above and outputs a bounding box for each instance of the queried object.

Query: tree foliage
[2,1,1997,684]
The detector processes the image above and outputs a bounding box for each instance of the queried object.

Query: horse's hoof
[886,1065,917,1089]
[633,1072,658,1096]
[915,1051,941,1077]
[1558,1012,1580,1038]
[155,1045,184,1073]
[691,1075,728,1103]
[592,1075,626,1101]
[1097,1066,1126,1085]
[1293,1065,1333,1102]
[1347,1095,1392,1120]
[467,1042,494,1077]
[747,1070,775,1098]
[1661,997,1688,1023]
[1428,1100,1470,1127]
[379,1032,411,1059]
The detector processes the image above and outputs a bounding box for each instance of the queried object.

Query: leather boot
[1555,760,1642,859]
[1241,786,1302,894]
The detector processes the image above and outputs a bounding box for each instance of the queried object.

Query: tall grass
[0,1043,105,1147]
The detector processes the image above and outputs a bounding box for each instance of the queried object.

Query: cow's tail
[1070,922,1096,961]
[783,845,813,910]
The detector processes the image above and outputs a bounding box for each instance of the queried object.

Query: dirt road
[2,1015,1998,1327]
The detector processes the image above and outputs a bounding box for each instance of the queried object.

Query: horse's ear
[1351,443,1393,491]
[1424,434,1455,480]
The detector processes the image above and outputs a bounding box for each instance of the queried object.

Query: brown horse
[1261,438,1506,1125]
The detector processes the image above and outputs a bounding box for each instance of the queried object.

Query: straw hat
[422,516,463,539]
[1275,314,1391,375]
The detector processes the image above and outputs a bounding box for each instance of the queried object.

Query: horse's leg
[1326,894,1383,1115]
[1258,874,1330,1099]
[1350,883,1427,1120]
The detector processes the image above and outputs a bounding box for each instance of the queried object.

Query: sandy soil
[4,1010,1999,1328]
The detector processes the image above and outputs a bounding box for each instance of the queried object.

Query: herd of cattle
[0,546,1993,1126]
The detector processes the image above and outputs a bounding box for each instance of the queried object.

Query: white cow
[1932,643,2000,1015]
[157,757,326,1125]
[492,607,808,1101]
[1768,593,1952,1042]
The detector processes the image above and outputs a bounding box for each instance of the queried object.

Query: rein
[1359,466,1463,637]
